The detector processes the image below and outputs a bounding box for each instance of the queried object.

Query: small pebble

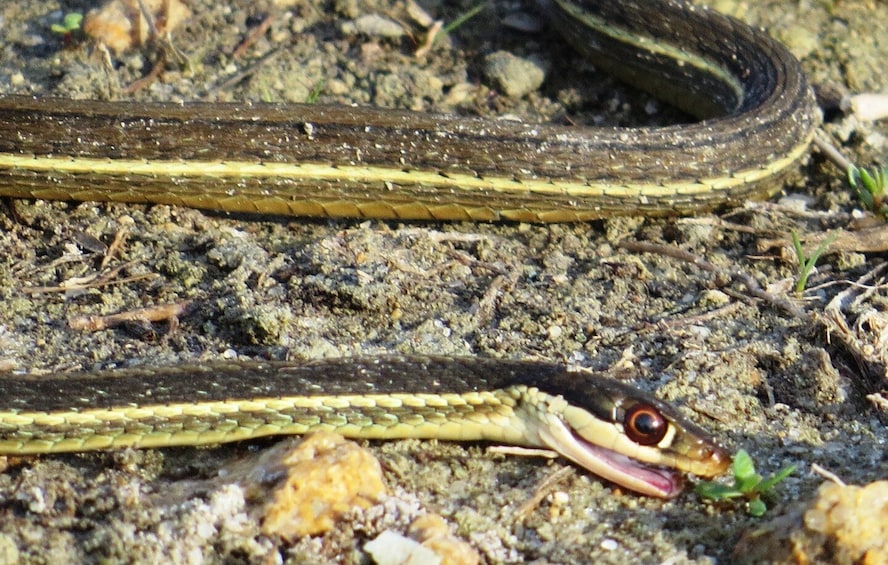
[483,51,547,98]
[341,14,405,38]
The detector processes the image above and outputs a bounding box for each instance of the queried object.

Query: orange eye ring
[623,403,668,446]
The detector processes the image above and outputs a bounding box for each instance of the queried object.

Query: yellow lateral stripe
[0,137,810,199]
[0,392,515,429]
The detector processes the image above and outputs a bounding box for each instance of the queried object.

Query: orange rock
[409,514,480,565]
[255,432,387,540]
[83,0,191,54]
[734,480,888,564]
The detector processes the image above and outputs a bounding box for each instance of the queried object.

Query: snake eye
[623,403,668,446]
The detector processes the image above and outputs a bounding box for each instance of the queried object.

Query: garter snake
[0,0,818,222]
[0,356,729,498]
[0,0,815,494]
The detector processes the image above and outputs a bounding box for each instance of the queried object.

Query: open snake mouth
[538,416,682,498]
[567,427,682,498]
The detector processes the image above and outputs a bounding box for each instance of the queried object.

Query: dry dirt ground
[0,0,886,563]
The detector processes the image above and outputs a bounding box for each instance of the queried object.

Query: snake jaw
[536,413,682,498]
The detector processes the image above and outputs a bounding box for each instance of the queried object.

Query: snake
[0,356,728,498]
[0,0,819,496]
[0,0,817,222]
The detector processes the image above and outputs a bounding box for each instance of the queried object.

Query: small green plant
[695,449,795,517]
[791,230,837,294]
[847,164,888,217]
[51,12,84,36]
[305,79,325,104]
[443,2,488,34]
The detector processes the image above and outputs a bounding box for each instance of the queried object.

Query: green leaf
[694,482,744,500]
[747,498,767,517]
[847,164,888,216]
[50,12,83,34]
[735,473,763,493]
[63,12,83,30]
[731,449,757,481]
[791,231,805,267]
[695,449,796,516]
[756,465,796,492]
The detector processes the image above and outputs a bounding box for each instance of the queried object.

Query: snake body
[0,0,816,495]
[0,356,728,498]
[0,0,817,222]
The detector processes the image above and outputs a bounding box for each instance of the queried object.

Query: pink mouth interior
[572,430,681,498]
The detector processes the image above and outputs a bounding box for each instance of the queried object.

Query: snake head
[525,371,731,498]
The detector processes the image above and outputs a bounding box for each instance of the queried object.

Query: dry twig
[513,466,575,523]
[68,300,193,331]
[617,240,809,320]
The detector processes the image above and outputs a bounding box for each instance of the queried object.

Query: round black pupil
[633,412,661,436]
